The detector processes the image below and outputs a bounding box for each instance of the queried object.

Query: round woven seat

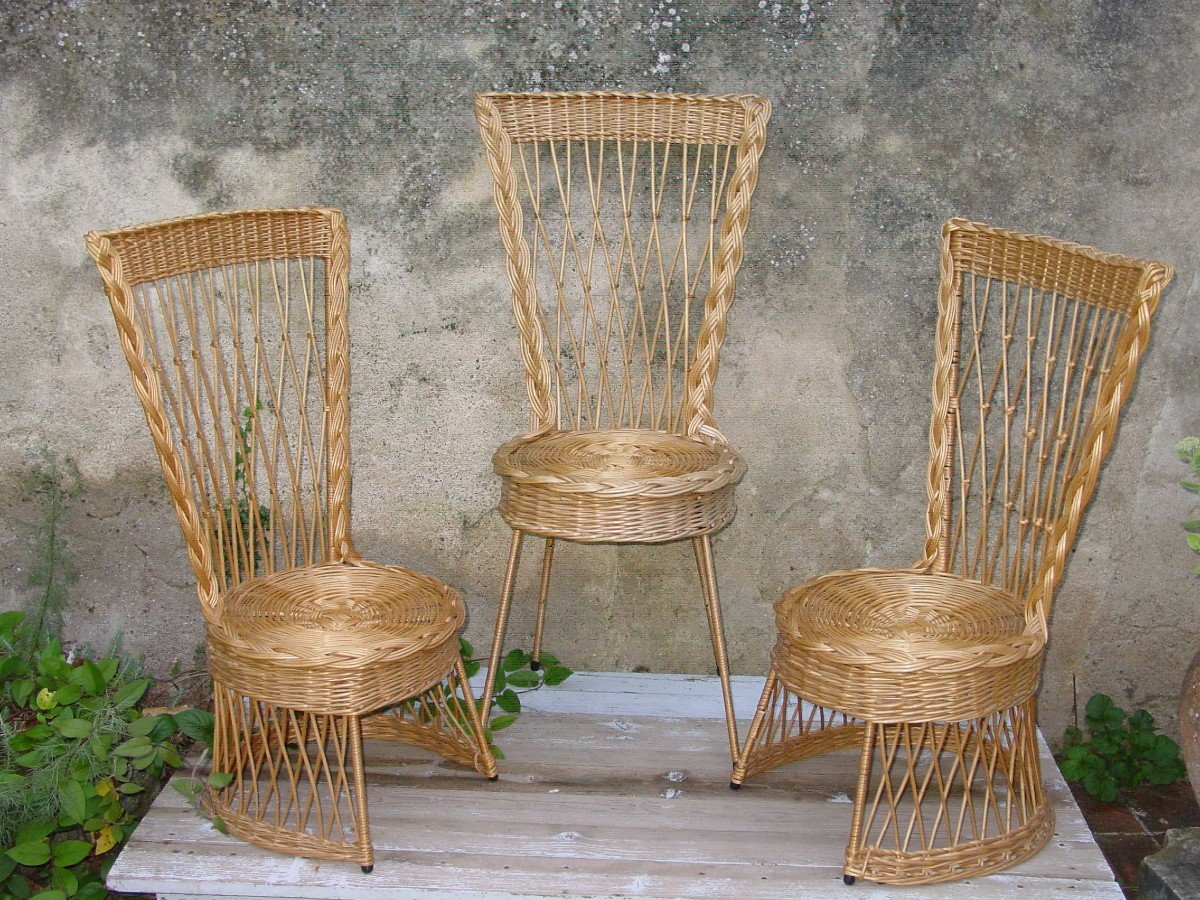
[207,559,464,715]
[771,568,1046,722]
[493,428,746,543]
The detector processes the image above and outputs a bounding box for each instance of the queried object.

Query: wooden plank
[108,672,1120,899]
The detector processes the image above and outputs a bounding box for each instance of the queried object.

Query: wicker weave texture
[735,218,1172,885]
[87,208,497,869]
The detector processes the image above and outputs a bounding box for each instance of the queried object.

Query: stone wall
[1,0,1197,739]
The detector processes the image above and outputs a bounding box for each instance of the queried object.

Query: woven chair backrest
[920,218,1172,629]
[86,208,354,622]
[475,91,770,439]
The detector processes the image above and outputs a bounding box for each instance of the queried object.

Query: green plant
[1058,694,1186,802]
[0,610,208,899]
[221,403,271,580]
[1177,436,1200,573]
[20,456,80,658]
[459,639,572,760]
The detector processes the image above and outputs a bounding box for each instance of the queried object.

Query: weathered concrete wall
[1,0,1196,740]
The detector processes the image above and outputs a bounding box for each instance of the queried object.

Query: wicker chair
[85,208,497,871]
[731,218,1172,884]
[474,91,771,761]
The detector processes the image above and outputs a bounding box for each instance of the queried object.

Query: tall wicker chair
[731,218,1172,884]
[85,208,497,871]
[474,91,771,761]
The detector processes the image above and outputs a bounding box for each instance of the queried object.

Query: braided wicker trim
[775,568,1046,673]
[493,429,745,498]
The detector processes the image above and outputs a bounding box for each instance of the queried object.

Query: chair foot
[361,865,374,874]
[729,780,742,790]
[842,874,855,885]
[489,773,500,781]
[530,659,542,671]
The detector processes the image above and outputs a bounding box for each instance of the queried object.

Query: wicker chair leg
[692,535,739,762]
[731,672,863,785]
[205,681,376,866]
[360,658,499,780]
[346,716,374,872]
[843,697,1054,885]
[482,529,525,715]
[530,537,555,670]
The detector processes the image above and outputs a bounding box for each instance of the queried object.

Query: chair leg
[204,681,376,866]
[731,671,862,786]
[530,537,555,670]
[482,529,524,716]
[346,716,374,872]
[730,669,780,788]
[692,535,739,762]
[843,698,1054,885]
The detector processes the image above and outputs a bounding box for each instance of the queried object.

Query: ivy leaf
[537,653,560,667]
[495,689,521,714]
[28,890,66,900]
[0,855,13,883]
[95,659,118,684]
[50,683,82,706]
[0,610,24,634]
[543,665,572,686]
[92,827,117,856]
[111,679,150,710]
[51,717,91,740]
[14,822,56,845]
[112,736,152,757]
[52,839,92,868]
[70,661,105,697]
[59,780,86,825]
[50,864,78,897]
[7,840,51,867]
[501,649,531,672]
[506,670,540,688]
[208,771,234,789]
[489,714,518,731]
[173,709,215,750]
[459,637,474,659]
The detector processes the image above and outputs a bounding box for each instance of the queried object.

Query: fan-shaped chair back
[86,208,354,622]
[475,91,771,438]
[921,218,1172,629]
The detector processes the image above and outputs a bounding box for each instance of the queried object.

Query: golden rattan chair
[474,91,771,761]
[731,218,1172,885]
[86,208,497,871]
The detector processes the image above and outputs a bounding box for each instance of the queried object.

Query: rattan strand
[475,91,770,762]
[87,208,497,870]
[734,217,1172,886]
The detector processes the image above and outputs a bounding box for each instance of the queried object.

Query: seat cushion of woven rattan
[212,560,464,668]
[493,429,745,496]
[772,569,1047,722]
[775,568,1043,670]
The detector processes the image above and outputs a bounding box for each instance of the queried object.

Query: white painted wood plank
[108,672,1119,899]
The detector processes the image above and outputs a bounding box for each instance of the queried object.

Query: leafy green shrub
[1058,694,1186,802]
[0,611,210,899]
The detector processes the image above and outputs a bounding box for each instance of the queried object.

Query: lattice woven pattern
[735,218,1172,885]
[87,208,497,869]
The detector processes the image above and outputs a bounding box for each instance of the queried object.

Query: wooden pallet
[108,672,1120,899]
